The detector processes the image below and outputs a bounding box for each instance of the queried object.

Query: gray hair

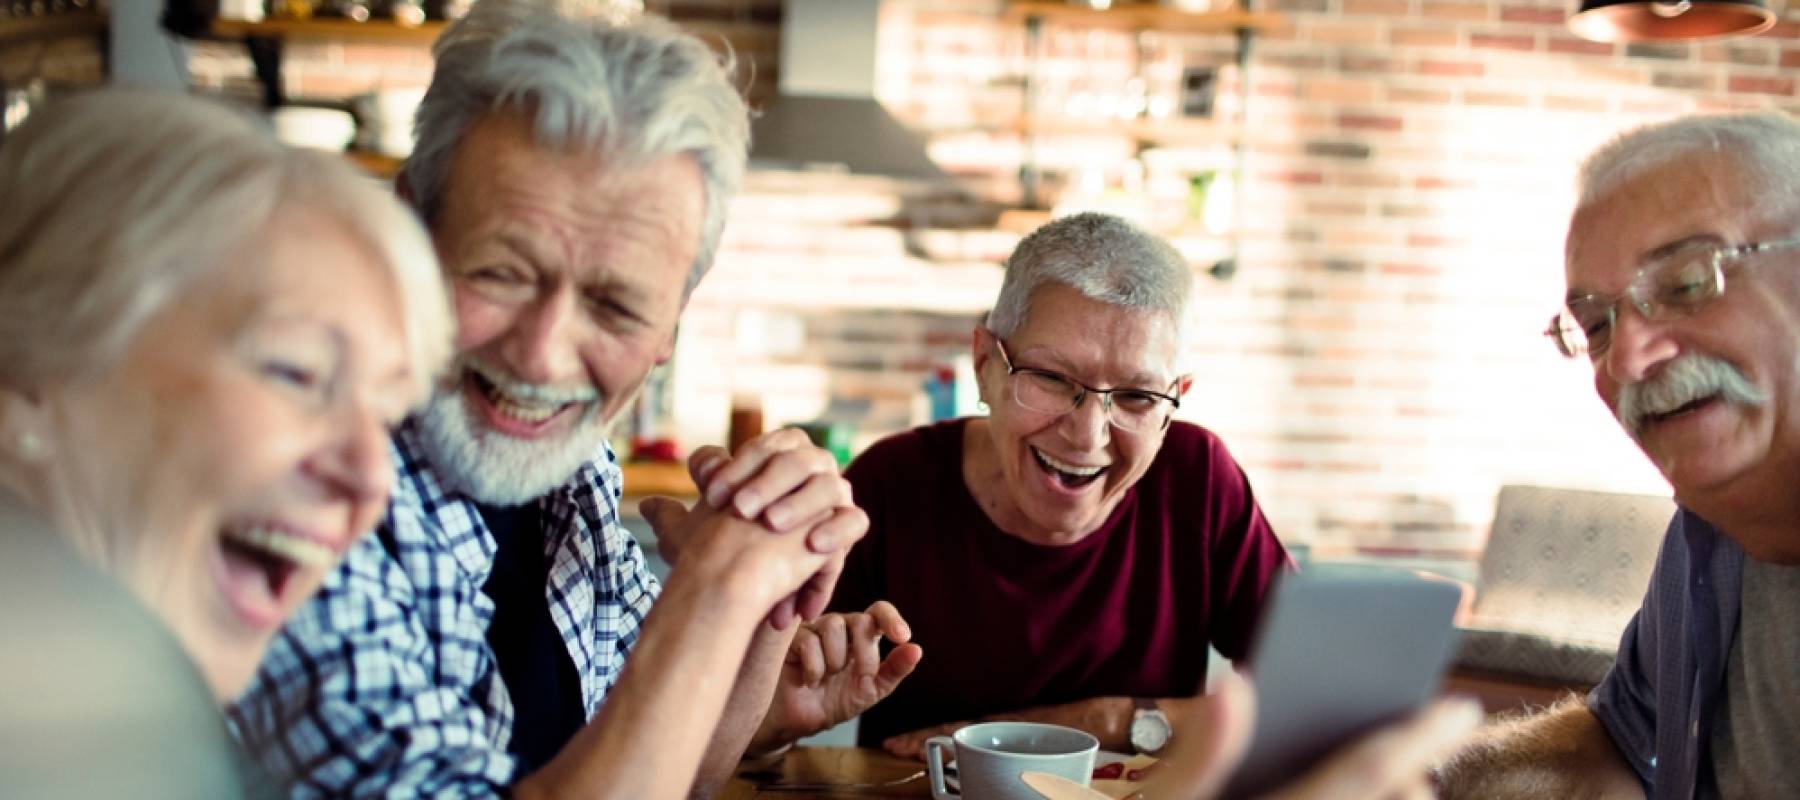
[988,212,1194,346]
[0,89,452,396]
[401,0,750,298]
[1576,111,1800,216]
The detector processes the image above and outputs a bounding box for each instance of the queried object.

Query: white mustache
[1614,354,1764,437]
[460,357,601,406]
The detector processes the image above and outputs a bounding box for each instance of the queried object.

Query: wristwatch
[1129,697,1172,755]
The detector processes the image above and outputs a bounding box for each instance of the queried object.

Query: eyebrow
[1565,233,1728,304]
[1015,348,1171,389]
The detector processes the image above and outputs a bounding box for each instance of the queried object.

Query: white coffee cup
[926,721,1099,800]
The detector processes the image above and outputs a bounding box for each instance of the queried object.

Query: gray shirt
[1702,556,1800,799]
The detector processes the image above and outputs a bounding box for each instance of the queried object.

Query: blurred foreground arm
[1141,672,1483,800]
[1433,696,1646,800]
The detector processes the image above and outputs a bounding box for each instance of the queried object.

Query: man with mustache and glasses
[228,3,915,798]
[1436,112,1800,799]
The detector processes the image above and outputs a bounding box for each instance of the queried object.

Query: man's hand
[687,431,868,626]
[750,601,923,755]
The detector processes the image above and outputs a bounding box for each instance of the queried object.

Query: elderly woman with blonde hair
[0,89,452,798]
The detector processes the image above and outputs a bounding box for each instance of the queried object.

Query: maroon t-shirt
[832,418,1290,746]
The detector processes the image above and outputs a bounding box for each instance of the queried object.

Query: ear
[971,326,993,376]
[1175,374,1194,397]
[0,383,50,463]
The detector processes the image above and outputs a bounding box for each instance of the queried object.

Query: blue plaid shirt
[227,420,661,797]
[1589,507,1745,800]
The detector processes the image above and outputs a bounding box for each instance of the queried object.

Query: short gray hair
[1576,111,1800,216]
[401,0,750,297]
[988,212,1194,346]
[0,89,452,395]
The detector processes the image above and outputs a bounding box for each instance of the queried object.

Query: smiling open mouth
[469,370,577,424]
[1643,394,1721,429]
[1032,446,1108,489]
[219,525,333,617]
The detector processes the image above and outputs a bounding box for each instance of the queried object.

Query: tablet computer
[1222,563,1464,799]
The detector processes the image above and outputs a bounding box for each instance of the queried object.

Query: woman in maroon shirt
[830,212,1291,758]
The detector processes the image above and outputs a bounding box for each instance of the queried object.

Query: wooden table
[722,747,932,799]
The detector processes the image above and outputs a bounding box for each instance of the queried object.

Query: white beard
[413,379,614,507]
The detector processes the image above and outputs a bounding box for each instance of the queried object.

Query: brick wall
[873,0,1800,563]
[185,0,1800,568]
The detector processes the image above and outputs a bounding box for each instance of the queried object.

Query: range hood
[752,0,949,182]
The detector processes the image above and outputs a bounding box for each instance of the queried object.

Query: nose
[498,285,584,385]
[1603,305,1680,386]
[308,402,393,535]
[1059,390,1112,450]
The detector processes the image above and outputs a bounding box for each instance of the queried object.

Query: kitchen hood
[751,0,950,182]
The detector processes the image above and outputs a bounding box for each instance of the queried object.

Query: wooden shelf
[0,10,107,46]
[210,17,447,44]
[1004,1,1284,34]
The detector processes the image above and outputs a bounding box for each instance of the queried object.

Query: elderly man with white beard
[1435,112,1800,799]
[227,3,917,798]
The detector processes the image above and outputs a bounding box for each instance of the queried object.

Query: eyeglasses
[991,334,1181,433]
[1546,237,1800,360]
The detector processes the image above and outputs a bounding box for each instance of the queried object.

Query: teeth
[482,380,563,423]
[224,526,334,569]
[1035,448,1105,477]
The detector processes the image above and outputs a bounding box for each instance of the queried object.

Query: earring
[15,430,43,462]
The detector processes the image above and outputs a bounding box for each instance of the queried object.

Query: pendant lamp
[1568,0,1776,42]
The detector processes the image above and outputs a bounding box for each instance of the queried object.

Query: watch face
[1131,713,1171,752]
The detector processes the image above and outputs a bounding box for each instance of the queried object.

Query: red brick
[1387,85,1454,104]
[1697,96,1773,112]
[1499,5,1566,24]
[1391,27,1461,47]
[1471,33,1538,51]
[1341,172,1405,189]
[1263,52,1329,70]
[1408,232,1467,248]
[1464,89,1532,106]
[1307,200,1369,216]
[1302,78,1380,103]
[1340,112,1404,131]
[1260,170,1326,185]
[1547,36,1615,57]
[1417,59,1485,77]
[1782,47,1800,69]
[1729,75,1796,95]
[1651,71,1716,91]
[1252,81,1300,98]
[1416,176,1476,190]
[1339,52,1399,73]
[1700,42,1774,66]
[1343,0,1412,14]
[1380,262,1443,276]
[1421,0,1491,20]
[1307,19,1385,45]
[1544,93,1609,112]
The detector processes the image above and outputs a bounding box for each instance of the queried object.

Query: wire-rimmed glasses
[991,334,1181,432]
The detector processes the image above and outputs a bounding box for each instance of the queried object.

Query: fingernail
[765,505,788,529]
[706,482,729,509]
[734,489,763,518]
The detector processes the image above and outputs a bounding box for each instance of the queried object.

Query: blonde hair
[0,89,452,396]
